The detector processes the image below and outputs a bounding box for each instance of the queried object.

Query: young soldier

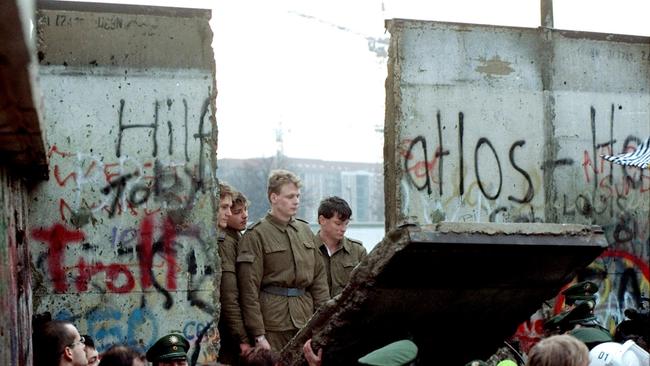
[146,333,190,366]
[218,189,252,363]
[237,169,329,351]
[315,196,367,297]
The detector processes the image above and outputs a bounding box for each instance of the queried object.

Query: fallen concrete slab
[280,222,607,365]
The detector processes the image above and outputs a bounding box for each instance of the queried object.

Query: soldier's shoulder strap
[347,237,364,246]
[295,217,310,225]
[246,219,264,231]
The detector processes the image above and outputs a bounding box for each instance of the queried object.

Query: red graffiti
[138,215,178,290]
[75,259,135,293]
[513,317,544,353]
[47,144,74,158]
[53,165,78,187]
[138,214,154,288]
[31,216,179,294]
[601,250,650,281]
[31,223,85,293]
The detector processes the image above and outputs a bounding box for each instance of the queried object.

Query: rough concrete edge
[201,7,221,365]
[431,221,599,236]
[7,0,49,182]
[37,0,211,18]
[280,227,411,366]
[383,20,403,232]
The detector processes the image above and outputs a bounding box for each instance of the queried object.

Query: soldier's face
[271,183,300,219]
[319,212,349,242]
[217,195,233,229]
[227,202,248,231]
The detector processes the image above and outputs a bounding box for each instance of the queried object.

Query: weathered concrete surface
[385,19,650,346]
[0,0,48,179]
[0,167,33,366]
[1,1,46,365]
[30,2,219,364]
[281,223,607,365]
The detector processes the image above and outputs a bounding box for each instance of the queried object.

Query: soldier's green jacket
[315,232,367,297]
[236,213,329,336]
[218,228,249,344]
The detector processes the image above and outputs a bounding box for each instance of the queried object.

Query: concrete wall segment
[385,18,649,343]
[31,2,219,364]
[0,166,33,366]
[37,1,213,70]
[0,0,48,179]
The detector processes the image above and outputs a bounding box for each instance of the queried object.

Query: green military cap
[544,311,565,331]
[464,361,488,366]
[545,301,596,332]
[564,301,597,325]
[358,340,418,366]
[568,327,613,349]
[562,281,598,305]
[146,333,190,363]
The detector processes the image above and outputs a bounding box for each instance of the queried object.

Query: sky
[59,0,650,163]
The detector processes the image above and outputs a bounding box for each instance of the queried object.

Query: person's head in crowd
[358,339,418,366]
[99,345,145,366]
[525,334,589,366]
[589,340,650,366]
[227,190,249,231]
[240,346,281,366]
[318,196,352,243]
[267,170,302,221]
[146,333,190,366]
[33,320,89,366]
[614,305,650,352]
[82,335,99,366]
[217,182,234,229]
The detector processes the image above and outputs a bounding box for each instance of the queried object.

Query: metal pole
[540,0,554,28]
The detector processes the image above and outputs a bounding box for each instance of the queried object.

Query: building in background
[217,156,384,224]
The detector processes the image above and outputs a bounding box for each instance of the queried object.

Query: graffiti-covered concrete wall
[30,2,219,363]
[385,19,649,347]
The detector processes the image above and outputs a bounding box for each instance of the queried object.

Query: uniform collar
[317,230,350,254]
[265,212,297,232]
[225,227,241,240]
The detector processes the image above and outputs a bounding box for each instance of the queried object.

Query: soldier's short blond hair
[267,169,301,201]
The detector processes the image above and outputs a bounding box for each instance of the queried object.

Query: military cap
[568,327,613,349]
[545,301,596,332]
[562,281,598,305]
[358,340,418,366]
[146,333,190,363]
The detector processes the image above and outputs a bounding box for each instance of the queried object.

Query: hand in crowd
[256,336,272,350]
[239,343,252,355]
[303,339,322,366]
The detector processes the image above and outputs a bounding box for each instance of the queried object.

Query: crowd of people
[32,169,649,366]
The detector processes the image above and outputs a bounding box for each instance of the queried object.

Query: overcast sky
[60,0,650,162]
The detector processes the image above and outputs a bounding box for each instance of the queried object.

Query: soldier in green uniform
[217,186,252,364]
[315,196,367,297]
[146,333,190,366]
[237,169,329,351]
